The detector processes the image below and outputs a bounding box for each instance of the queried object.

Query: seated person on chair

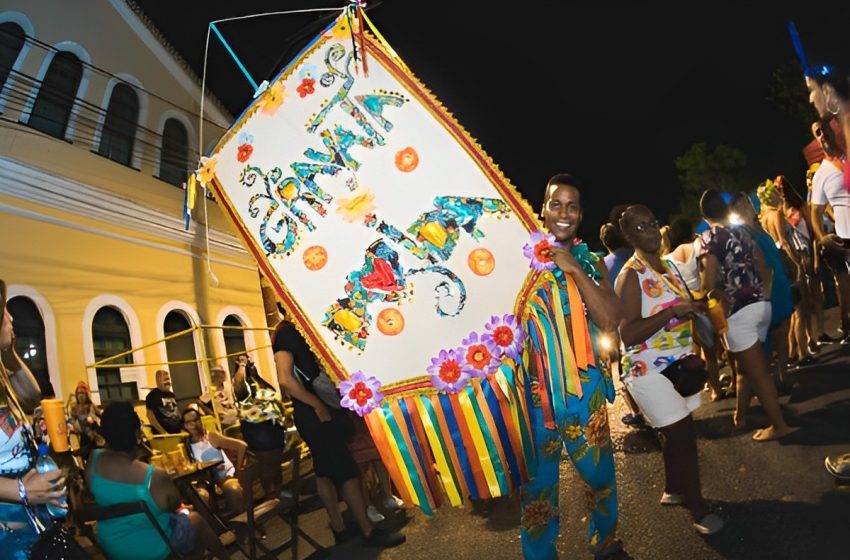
[181,408,246,515]
[145,369,183,435]
[198,365,239,428]
[87,402,231,560]
[71,381,105,454]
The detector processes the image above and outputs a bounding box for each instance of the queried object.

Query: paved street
[262,308,850,560]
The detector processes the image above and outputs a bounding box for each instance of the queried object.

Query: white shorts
[724,301,771,353]
[624,372,702,428]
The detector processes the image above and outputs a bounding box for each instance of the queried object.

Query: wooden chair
[229,446,324,559]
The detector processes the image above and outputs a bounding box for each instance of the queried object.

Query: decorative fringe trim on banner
[363,366,534,514]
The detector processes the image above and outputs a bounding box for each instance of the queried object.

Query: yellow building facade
[0,0,276,404]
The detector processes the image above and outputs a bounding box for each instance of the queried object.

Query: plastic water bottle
[36,443,68,518]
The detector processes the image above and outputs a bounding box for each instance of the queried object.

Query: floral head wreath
[757,178,780,207]
[806,163,821,190]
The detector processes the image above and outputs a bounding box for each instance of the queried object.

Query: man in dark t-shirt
[145,369,182,434]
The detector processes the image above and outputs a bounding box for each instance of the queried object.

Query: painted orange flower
[260,82,286,116]
[336,188,376,223]
[297,78,316,98]
[394,147,419,172]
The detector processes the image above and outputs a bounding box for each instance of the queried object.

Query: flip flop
[621,413,647,428]
[825,454,850,480]
[752,426,799,442]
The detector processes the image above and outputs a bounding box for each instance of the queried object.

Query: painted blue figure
[518,175,626,560]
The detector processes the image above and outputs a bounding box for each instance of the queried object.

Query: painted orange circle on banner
[303,246,328,270]
[394,147,419,172]
[468,248,495,276]
[376,308,405,336]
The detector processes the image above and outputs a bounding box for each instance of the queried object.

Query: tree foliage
[768,61,818,133]
[674,143,748,220]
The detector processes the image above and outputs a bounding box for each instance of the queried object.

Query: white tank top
[189,438,235,481]
[663,239,700,293]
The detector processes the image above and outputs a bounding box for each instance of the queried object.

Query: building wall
[0,1,277,403]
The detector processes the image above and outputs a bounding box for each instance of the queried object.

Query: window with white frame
[0,22,24,93]
[91,306,138,403]
[7,295,53,397]
[27,50,82,139]
[222,314,247,365]
[96,82,139,167]
[158,117,189,186]
[163,310,201,399]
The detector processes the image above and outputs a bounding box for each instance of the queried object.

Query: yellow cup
[168,449,187,474]
[40,398,69,452]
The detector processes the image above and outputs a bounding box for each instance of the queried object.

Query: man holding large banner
[517,174,624,559]
[204,11,536,515]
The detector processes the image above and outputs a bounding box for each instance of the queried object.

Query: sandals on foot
[660,492,685,506]
[825,453,850,480]
[693,513,724,535]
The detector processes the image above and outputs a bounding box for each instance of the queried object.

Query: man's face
[211,368,225,385]
[543,183,582,243]
[0,308,13,351]
[156,370,172,391]
[807,77,829,118]
[812,120,839,156]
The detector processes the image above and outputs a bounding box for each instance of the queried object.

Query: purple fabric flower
[339,371,384,416]
[427,348,471,393]
[460,331,501,377]
[523,231,559,272]
[482,314,526,361]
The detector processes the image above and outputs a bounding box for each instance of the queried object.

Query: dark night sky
[136,1,850,249]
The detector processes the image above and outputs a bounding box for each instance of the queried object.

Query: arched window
[0,22,25,92]
[28,51,82,139]
[222,315,247,365]
[163,310,200,399]
[7,296,54,397]
[97,82,139,166]
[92,306,138,403]
[159,118,189,186]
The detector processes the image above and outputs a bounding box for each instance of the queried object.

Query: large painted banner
[205,11,538,512]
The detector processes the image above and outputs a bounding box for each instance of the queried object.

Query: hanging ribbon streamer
[363,372,532,511]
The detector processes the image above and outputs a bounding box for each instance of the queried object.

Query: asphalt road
[279,308,850,560]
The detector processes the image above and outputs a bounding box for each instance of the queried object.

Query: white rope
[210,7,342,26]
[195,6,345,288]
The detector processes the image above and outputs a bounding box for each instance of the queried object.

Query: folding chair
[230,446,324,559]
[74,501,200,559]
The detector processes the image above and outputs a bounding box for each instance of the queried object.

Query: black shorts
[240,419,287,452]
[293,403,358,484]
[821,243,850,275]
